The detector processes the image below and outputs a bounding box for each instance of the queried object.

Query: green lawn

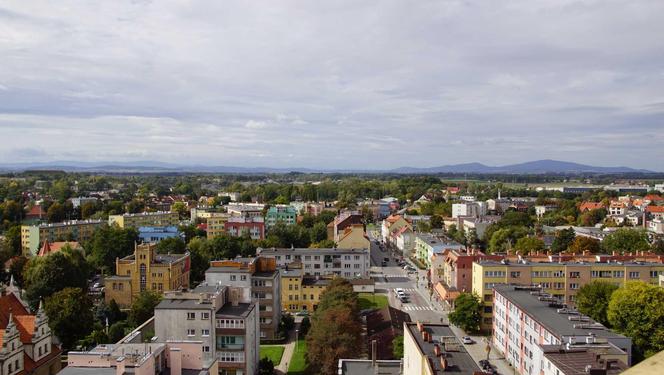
[260,345,285,365]
[358,293,388,310]
[287,338,308,375]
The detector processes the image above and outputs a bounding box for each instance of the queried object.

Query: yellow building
[21,220,106,256]
[472,260,664,331]
[108,211,179,229]
[280,267,329,313]
[206,213,231,239]
[105,243,190,307]
[336,224,370,249]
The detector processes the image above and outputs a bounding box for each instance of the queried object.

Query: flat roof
[493,285,628,341]
[476,259,663,267]
[338,359,402,375]
[216,302,254,318]
[542,346,627,375]
[405,323,481,373]
[257,247,369,255]
[156,298,213,310]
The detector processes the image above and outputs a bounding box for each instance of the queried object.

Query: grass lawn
[260,345,285,365]
[358,293,388,310]
[287,338,308,375]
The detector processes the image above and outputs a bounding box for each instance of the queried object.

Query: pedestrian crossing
[402,305,435,311]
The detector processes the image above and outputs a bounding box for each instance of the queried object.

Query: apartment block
[138,225,184,244]
[336,224,370,249]
[381,215,411,245]
[402,322,481,374]
[226,203,265,218]
[265,205,297,229]
[207,213,231,239]
[327,210,363,242]
[472,259,664,331]
[224,217,265,240]
[105,243,190,307]
[256,247,371,278]
[20,219,105,256]
[108,211,179,229]
[205,257,281,340]
[414,233,463,269]
[492,285,631,374]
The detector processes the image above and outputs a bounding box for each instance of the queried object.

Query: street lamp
[295,329,299,352]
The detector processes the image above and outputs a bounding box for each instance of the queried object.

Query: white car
[395,288,405,295]
[462,336,474,344]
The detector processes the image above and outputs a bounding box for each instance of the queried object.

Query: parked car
[397,294,408,302]
[381,261,387,266]
[394,288,405,294]
[462,336,474,344]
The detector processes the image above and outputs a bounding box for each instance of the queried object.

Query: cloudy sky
[1,1,663,170]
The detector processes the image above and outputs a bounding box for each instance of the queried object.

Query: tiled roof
[14,315,36,343]
[38,241,81,256]
[647,206,664,213]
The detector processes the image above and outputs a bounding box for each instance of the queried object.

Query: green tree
[8,256,28,288]
[430,215,443,229]
[87,226,139,273]
[300,316,311,336]
[108,321,130,343]
[550,228,575,253]
[602,229,650,254]
[316,278,359,316]
[46,202,66,223]
[575,281,618,326]
[310,222,328,243]
[448,293,482,333]
[129,290,162,326]
[80,201,99,219]
[568,236,602,254]
[608,281,664,361]
[307,306,363,375]
[155,237,186,254]
[3,225,22,254]
[258,357,275,375]
[513,237,545,255]
[171,202,188,219]
[44,287,94,350]
[24,249,89,308]
[392,335,404,358]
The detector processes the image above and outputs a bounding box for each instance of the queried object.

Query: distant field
[358,293,388,310]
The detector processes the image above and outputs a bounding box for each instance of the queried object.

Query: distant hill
[0,159,655,174]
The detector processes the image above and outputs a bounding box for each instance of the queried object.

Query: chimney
[371,340,377,367]
[170,347,182,375]
[116,356,126,375]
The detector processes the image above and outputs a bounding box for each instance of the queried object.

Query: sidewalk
[448,324,513,375]
[275,323,299,375]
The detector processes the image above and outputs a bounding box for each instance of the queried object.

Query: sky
[0,1,663,170]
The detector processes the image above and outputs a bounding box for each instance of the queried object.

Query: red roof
[38,241,81,257]
[645,194,664,201]
[0,292,32,346]
[578,202,605,211]
[647,206,664,213]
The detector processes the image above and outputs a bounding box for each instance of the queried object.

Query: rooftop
[405,323,481,374]
[257,247,369,255]
[338,359,402,375]
[216,302,254,318]
[541,345,628,375]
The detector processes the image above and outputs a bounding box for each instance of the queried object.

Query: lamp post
[295,329,299,352]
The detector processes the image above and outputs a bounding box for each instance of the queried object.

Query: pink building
[224,216,265,240]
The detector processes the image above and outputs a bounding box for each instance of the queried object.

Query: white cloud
[244,120,269,129]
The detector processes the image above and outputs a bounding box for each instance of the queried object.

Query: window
[344,264,351,268]
[510,272,521,278]
[629,271,640,279]
[241,275,247,281]
[613,271,624,278]
[569,272,580,278]
[230,275,236,281]
[569,283,579,290]
[202,329,210,336]
[203,346,210,353]
[187,329,196,336]
[187,312,196,320]
[139,264,147,292]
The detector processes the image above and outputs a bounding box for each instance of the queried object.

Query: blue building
[138,226,184,244]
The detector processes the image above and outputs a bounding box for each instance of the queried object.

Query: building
[378,197,399,219]
[492,285,631,374]
[224,217,265,240]
[327,211,363,242]
[393,226,415,257]
[20,220,105,256]
[381,215,412,245]
[337,359,402,375]
[226,203,265,218]
[336,224,370,250]
[0,281,61,375]
[414,233,464,269]
[451,202,485,218]
[648,218,664,234]
[37,241,83,257]
[60,341,217,375]
[69,196,98,208]
[472,259,664,331]
[108,211,179,229]
[138,226,184,244]
[462,216,499,239]
[154,284,259,375]
[535,205,558,219]
[256,247,371,278]
[207,213,231,239]
[402,322,481,374]
[205,257,281,340]
[105,243,190,307]
[264,205,297,229]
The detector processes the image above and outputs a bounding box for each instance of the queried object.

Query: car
[461,336,474,344]
[381,261,387,266]
[295,311,309,316]
[394,288,405,294]
[397,295,408,302]
[383,257,389,262]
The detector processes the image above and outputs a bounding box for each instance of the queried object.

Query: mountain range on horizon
[0,159,657,174]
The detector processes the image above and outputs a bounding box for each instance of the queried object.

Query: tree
[155,237,186,254]
[47,202,66,223]
[575,281,618,326]
[8,256,28,288]
[602,229,650,254]
[80,201,99,219]
[568,236,601,254]
[87,226,139,273]
[392,335,404,358]
[652,237,664,254]
[171,202,188,219]
[129,290,162,326]
[550,228,575,253]
[316,279,359,316]
[448,293,482,333]
[187,237,212,284]
[3,225,22,255]
[44,287,94,350]
[310,222,328,243]
[307,306,363,375]
[513,237,545,255]
[300,316,311,336]
[430,215,443,229]
[608,281,664,361]
[24,249,89,308]
[258,357,275,375]
[108,321,130,343]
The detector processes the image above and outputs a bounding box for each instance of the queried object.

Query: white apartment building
[256,247,370,278]
[452,202,486,218]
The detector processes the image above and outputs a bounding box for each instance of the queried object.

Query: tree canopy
[602,229,650,254]
[448,293,482,333]
[575,281,618,326]
[44,287,94,350]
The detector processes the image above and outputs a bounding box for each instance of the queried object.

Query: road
[367,233,513,375]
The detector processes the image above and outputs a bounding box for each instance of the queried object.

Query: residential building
[492,285,631,374]
[20,220,105,256]
[336,224,370,249]
[205,257,281,340]
[37,241,83,257]
[578,201,607,212]
[646,205,664,220]
[414,233,463,269]
[226,203,265,218]
[608,201,629,216]
[393,226,415,257]
[224,217,265,240]
[256,247,370,278]
[207,213,232,239]
[105,243,190,307]
[265,205,297,229]
[0,280,61,375]
[535,204,558,219]
[462,216,499,239]
[472,259,664,331]
[648,218,664,234]
[219,191,241,202]
[190,207,226,221]
[378,197,399,219]
[108,211,179,229]
[452,202,483,218]
[381,215,411,245]
[402,322,481,374]
[69,196,98,208]
[138,226,184,244]
[337,359,402,375]
[327,211,363,242]
[154,284,259,375]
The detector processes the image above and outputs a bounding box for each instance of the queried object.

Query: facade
[381,215,411,244]
[256,247,371,278]
[451,202,485,218]
[378,197,399,219]
[402,322,480,374]
[264,205,297,229]
[226,203,265,218]
[138,226,184,244]
[336,224,370,249]
[69,196,98,208]
[393,226,415,256]
[492,285,631,374]
[20,220,105,256]
[472,259,664,331]
[105,243,190,307]
[462,216,499,239]
[108,211,179,229]
[224,217,265,240]
[327,211,363,242]
[205,257,281,340]
[414,233,463,269]
[207,213,231,239]
[0,283,61,375]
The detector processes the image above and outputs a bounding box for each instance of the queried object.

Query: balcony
[217,343,245,351]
